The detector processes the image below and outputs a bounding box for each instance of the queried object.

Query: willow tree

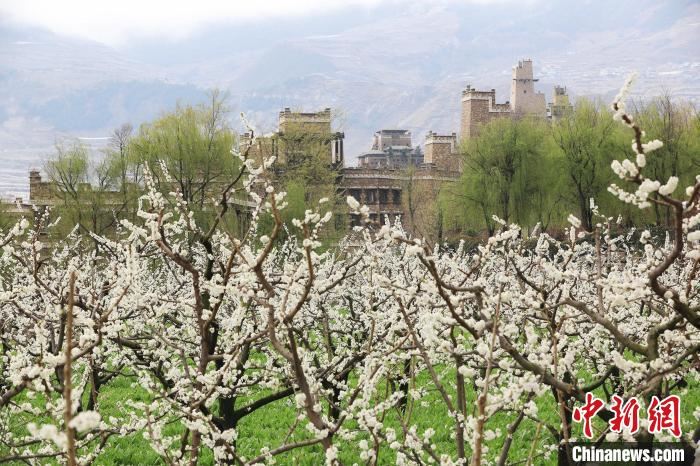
[43,141,121,240]
[129,90,241,212]
[632,94,700,226]
[552,98,626,230]
[459,116,555,235]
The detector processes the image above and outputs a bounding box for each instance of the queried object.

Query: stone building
[279,108,345,167]
[17,57,572,242]
[343,127,460,234]
[240,109,417,230]
[459,59,568,139]
[241,107,344,171]
[279,107,332,134]
[340,166,459,232]
[357,130,423,169]
[238,105,465,239]
[548,85,573,121]
[510,59,547,116]
[460,87,511,139]
[424,131,459,171]
[372,129,412,150]
[342,169,404,226]
[29,169,57,204]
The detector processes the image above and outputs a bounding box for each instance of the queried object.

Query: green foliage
[256,121,345,243]
[632,94,700,225]
[552,98,627,229]
[448,94,699,236]
[458,117,555,234]
[101,123,139,191]
[42,90,250,240]
[277,125,339,200]
[0,201,16,232]
[43,141,122,240]
[44,141,89,198]
[282,180,307,224]
[129,89,241,211]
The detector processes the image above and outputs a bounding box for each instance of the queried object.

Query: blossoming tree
[0,77,697,465]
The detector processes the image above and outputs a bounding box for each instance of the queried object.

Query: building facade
[424,131,459,171]
[357,130,423,169]
[460,59,569,138]
[510,59,547,116]
[460,87,511,139]
[342,126,460,235]
[242,107,345,172]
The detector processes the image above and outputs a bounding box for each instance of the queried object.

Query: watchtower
[510,59,546,116]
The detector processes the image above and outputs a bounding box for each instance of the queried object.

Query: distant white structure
[510,59,547,116]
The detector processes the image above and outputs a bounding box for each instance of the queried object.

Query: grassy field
[90,373,550,465]
[34,369,694,465]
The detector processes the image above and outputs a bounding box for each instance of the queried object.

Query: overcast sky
[0,0,508,46]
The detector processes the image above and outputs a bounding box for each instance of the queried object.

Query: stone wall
[424,131,460,172]
[340,168,405,226]
[29,169,57,203]
[460,59,553,139]
[279,107,332,135]
[460,87,511,139]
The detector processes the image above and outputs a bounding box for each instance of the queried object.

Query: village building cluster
[234,59,568,231]
[22,59,570,236]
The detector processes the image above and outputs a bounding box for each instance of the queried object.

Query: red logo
[647,395,681,438]
[609,395,640,434]
[573,393,682,439]
[573,393,605,439]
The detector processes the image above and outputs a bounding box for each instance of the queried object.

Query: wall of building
[29,169,57,203]
[278,107,332,134]
[339,167,459,241]
[460,87,511,139]
[242,108,344,170]
[460,59,553,139]
[372,130,412,151]
[341,168,404,226]
[424,131,460,172]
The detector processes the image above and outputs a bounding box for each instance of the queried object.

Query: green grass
[2,367,697,465]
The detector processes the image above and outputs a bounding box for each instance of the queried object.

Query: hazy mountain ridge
[1,0,698,197]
